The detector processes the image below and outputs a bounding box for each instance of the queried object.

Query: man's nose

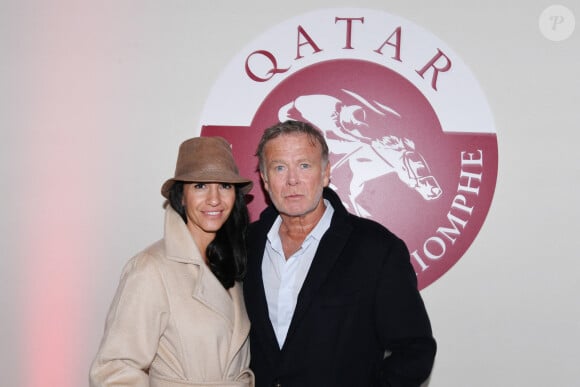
[287,168,298,186]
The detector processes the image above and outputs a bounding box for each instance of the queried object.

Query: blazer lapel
[284,212,353,346]
[252,264,282,353]
[247,216,284,356]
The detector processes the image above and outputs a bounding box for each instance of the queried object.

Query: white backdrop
[1,1,578,386]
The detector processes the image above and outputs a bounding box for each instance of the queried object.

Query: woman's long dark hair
[168,181,250,289]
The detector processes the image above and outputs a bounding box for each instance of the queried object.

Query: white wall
[1,1,578,386]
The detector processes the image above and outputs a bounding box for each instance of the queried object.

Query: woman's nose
[207,186,221,205]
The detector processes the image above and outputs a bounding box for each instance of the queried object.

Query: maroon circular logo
[200,8,498,289]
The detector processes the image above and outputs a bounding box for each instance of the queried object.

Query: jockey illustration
[279,89,442,217]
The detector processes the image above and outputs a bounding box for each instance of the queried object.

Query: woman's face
[182,182,236,245]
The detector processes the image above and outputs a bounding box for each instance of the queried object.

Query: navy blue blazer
[243,187,436,387]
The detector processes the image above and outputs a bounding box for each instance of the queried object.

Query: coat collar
[163,205,205,265]
[163,207,249,345]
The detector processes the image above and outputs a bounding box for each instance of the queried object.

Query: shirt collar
[267,199,334,246]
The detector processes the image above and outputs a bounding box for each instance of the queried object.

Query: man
[244,120,436,387]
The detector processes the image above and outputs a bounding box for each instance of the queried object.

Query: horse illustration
[332,135,442,216]
[278,90,442,216]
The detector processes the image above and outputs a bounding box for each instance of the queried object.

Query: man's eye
[221,183,233,189]
[193,183,206,189]
[300,163,310,169]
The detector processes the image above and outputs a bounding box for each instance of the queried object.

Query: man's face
[261,133,330,219]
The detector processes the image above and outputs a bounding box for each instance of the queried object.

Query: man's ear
[260,171,269,191]
[323,162,331,187]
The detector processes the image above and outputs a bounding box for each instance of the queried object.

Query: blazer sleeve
[89,253,170,387]
[375,237,437,387]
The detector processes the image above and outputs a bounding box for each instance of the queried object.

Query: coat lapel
[226,283,251,364]
[164,207,235,325]
[190,265,235,325]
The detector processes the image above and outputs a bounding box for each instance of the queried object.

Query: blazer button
[272,379,282,387]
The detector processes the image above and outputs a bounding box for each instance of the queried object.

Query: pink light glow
[21,133,105,387]
[17,3,111,386]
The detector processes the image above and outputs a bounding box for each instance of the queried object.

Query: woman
[90,136,255,387]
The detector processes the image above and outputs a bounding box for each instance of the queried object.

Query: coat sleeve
[375,237,437,387]
[89,253,170,387]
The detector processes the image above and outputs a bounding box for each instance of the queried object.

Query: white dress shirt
[262,200,334,348]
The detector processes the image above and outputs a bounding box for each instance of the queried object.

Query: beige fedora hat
[161,136,253,198]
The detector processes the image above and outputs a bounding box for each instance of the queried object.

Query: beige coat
[90,207,254,387]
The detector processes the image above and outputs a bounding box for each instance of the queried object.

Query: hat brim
[161,176,253,199]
